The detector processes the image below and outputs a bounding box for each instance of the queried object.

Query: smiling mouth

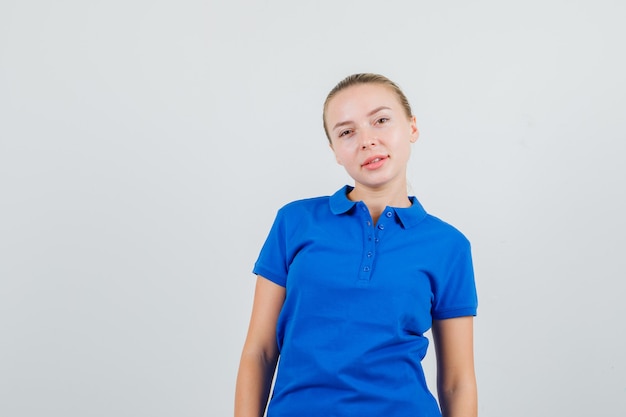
[363,156,386,166]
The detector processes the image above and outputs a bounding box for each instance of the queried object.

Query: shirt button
[367,221,371,226]
[375,238,379,243]
[363,266,370,272]
[378,224,384,230]
[367,252,372,258]
[386,211,393,218]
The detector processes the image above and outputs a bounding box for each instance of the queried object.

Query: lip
[361,155,388,170]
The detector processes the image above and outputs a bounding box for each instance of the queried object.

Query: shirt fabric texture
[253,186,478,417]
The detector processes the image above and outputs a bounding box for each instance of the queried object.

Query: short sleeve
[431,239,478,320]
[253,209,289,287]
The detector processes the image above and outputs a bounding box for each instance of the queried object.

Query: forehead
[326,83,401,119]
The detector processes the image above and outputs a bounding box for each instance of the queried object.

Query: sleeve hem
[432,306,477,320]
[252,265,287,287]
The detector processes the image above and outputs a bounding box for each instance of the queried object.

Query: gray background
[1,0,625,416]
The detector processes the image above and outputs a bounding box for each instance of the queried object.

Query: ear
[409,116,419,143]
[329,142,344,166]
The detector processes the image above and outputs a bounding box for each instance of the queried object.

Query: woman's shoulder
[421,212,471,247]
[283,194,330,207]
[276,194,331,217]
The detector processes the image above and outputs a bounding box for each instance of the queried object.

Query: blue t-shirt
[253,186,477,417]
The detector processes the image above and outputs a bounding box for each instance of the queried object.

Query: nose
[361,141,375,150]
[359,128,377,150]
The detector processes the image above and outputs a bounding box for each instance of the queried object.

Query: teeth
[369,158,380,164]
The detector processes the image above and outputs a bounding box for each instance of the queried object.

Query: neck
[348,181,411,223]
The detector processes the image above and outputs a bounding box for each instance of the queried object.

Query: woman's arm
[234,276,285,417]
[432,316,477,417]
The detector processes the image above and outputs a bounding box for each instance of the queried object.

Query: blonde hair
[322,73,413,143]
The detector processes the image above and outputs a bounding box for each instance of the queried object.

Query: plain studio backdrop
[1,1,625,416]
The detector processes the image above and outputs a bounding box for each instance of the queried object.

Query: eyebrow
[332,106,392,131]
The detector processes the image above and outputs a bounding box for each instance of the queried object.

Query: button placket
[357,203,375,282]
[357,208,395,284]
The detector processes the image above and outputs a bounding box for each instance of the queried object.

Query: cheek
[330,146,344,165]
[402,143,413,159]
[331,143,351,165]
[336,151,351,166]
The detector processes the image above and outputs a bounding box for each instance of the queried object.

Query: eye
[338,129,353,138]
[376,117,389,125]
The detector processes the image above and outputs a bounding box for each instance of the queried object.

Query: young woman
[235,73,478,417]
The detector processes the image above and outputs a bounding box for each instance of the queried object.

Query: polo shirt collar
[329,185,428,229]
[329,185,358,214]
